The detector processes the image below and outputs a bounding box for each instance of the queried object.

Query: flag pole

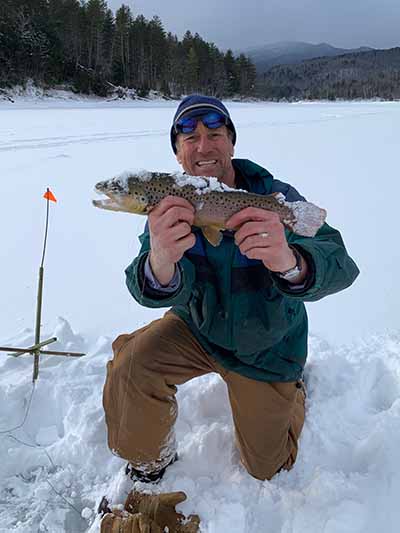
[33,188,51,382]
[33,266,45,381]
[0,187,85,373]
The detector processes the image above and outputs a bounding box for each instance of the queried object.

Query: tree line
[256,47,400,101]
[0,0,257,98]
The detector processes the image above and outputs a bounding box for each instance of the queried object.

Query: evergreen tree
[237,53,256,95]
[224,49,240,96]
[47,0,81,83]
[148,16,167,90]
[0,0,20,85]
[165,32,184,96]
[130,14,149,92]
[102,8,115,78]
[185,47,199,93]
[112,4,132,86]
[209,45,227,96]
[85,0,107,71]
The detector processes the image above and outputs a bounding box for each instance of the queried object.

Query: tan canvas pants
[103,312,305,481]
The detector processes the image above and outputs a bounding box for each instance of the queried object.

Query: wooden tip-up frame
[0,337,85,381]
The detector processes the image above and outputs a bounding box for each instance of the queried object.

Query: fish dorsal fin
[201,225,223,247]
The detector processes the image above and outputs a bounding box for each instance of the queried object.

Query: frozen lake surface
[1,98,399,345]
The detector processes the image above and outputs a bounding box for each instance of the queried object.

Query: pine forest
[0,0,257,98]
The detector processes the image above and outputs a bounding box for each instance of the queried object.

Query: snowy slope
[1,95,400,532]
[1,322,399,532]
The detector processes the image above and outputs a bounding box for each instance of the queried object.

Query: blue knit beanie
[170,94,237,153]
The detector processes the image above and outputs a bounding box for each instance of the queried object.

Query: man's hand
[226,208,306,281]
[148,196,196,285]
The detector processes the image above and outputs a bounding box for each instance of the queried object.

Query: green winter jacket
[125,159,359,382]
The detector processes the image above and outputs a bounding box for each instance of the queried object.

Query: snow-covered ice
[1,94,400,532]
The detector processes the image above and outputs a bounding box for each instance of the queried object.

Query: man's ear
[175,139,182,163]
[227,130,234,157]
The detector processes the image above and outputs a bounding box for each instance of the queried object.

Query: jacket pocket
[188,286,216,338]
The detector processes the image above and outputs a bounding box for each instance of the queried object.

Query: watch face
[280,266,301,280]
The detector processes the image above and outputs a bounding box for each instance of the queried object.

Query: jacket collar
[232,159,274,195]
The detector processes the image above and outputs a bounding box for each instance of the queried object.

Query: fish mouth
[94,184,113,202]
[93,181,123,211]
[92,198,122,211]
[93,184,150,215]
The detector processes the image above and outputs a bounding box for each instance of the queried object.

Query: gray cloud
[106,0,400,51]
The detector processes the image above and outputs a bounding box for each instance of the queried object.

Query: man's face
[175,121,235,186]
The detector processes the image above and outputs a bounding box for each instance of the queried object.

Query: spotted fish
[93,170,327,246]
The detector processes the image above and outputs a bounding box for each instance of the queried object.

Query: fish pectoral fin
[201,225,224,247]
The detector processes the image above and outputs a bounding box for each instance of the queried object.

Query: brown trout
[93,171,327,246]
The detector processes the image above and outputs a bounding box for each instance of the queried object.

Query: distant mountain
[240,41,374,73]
[257,47,400,101]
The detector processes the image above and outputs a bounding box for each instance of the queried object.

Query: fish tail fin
[289,201,327,237]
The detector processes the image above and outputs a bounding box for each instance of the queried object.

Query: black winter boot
[125,452,178,483]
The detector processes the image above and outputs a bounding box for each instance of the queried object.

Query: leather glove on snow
[176,513,201,532]
[100,510,162,533]
[125,491,189,531]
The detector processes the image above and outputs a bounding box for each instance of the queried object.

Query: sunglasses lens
[202,112,226,129]
[175,112,227,134]
[176,116,197,134]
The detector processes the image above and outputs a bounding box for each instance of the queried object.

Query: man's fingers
[150,206,195,235]
[162,206,195,228]
[170,222,192,241]
[240,234,273,254]
[176,233,196,252]
[226,207,278,230]
[243,247,272,260]
[152,196,195,217]
[235,221,269,246]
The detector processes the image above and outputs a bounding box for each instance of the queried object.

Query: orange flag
[43,189,57,203]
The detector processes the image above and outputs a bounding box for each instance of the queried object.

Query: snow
[118,169,157,184]
[1,94,400,532]
[110,170,241,193]
[173,173,240,194]
[174,173,217,191]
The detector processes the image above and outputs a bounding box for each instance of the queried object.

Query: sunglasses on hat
[174,111,228,135]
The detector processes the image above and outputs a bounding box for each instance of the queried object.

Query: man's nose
[196,134,213,153]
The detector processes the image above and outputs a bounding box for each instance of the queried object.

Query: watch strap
[276,246,303,281]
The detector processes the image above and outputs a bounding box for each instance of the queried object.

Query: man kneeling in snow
[102,95,359,483]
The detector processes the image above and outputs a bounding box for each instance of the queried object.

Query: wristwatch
[276,246,303,281]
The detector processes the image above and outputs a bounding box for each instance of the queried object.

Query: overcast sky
[106,0,400,51]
